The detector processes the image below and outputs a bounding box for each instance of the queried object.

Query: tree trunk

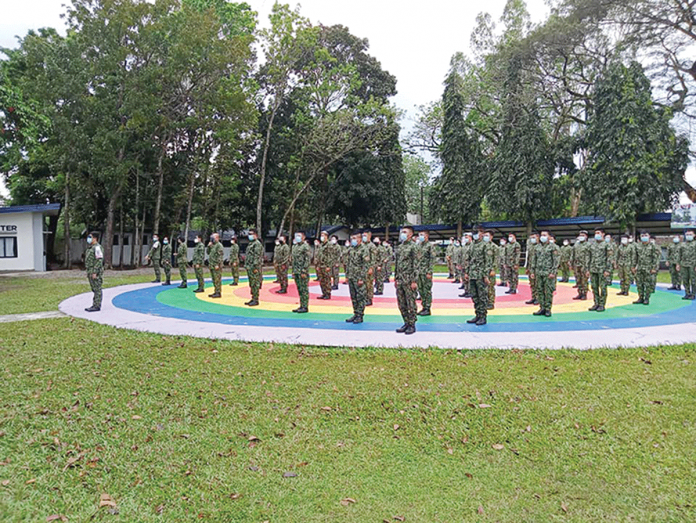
[456,220,462,239]
[63,172,71,269]
[256,102,280,234]
[138,207,147,267]
[131,170,140,267]
[153,143,167,236]
[185,168,196,242]
[277,167,323,239]
[103,186,122,270]
[384,222,390,243]
[118,202,124,268]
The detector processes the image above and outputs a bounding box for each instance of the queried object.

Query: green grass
[1,269,693,521]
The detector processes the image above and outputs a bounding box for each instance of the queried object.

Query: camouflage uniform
[615,242,634,295]
[176,241,188,286]
[85,241,104,309]
[161,241,172,284]
[383,243,393,282]
[416,239,435,312]
[559,244,572,282]
[347,242,370,319]
[365,240,377,304]
[246,238,264,301]
[342,244,350,284]
[292,240,311,309]
[650,242,661,294]
[498,243,507,286]
[315,240,333,298]
[445,242,455,278]
[505,240,521,292]
[275,241,290,292]
[229,242,240,285]
[605,240,615,286]
[668,241,682,289]
[526,241,539,303]
[530,241,560,312]
[453,243,463,284]
[395,238,419,327]
[572,240,590,298]
[146,238,162,282]
[469,238,493,321]
[678,237,696,298]
[485,241,497,308]
[633,241,660,303]
[374,243,388,294]
[326,241,342,288]
[207,240,224,295]
[588,239,613,309]
[192,241,206,291]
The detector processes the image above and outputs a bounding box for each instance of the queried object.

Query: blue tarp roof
[0,203,61,215]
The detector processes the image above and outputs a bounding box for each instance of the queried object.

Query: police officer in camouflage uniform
[395,226,419,334]
[328,235,341,290]
[559,239,572,282]
[192,234,206,293]
[587,228,613,312]
[667,235,682,290]
[632,230,660,305]
[291,231,311,313]
[245,228,263,306]
[505,233,521,294]
[530,230,560,317]
[145,234,162,283]
[275,235,290,294]
[466,227,494,326]
[346,232,370,324]
[315,231,333,300]
[677,230,696,300]
[525,233,540,306]
[84,231,104,312]
[207,233,224,298]
[416,230,434,316]
[572,230,590,300]
[175,236,188,288]
[615,235,633,296]
[161,237,172,286]
[229,237,240,286]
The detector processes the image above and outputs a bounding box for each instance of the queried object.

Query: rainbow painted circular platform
[60,274,695,349]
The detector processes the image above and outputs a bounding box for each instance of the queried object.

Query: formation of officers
[136,226,696,332]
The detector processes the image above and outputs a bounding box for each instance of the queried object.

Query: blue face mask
[399,232,408,242]
[87,236,93,243]
[483,236,490,243]
[294,236,301,244]
[473,234,480,241]
[686,234,694,242]
[594,234,602,241]
[351,239,358,247]
[605,237,611,243]
[163,240,168,245]
[540,236,548,243]
[362,235,368,243]
[673,237,680,244]
[530,237,537,245]
[248,235,255,241]
[641,236,649,243]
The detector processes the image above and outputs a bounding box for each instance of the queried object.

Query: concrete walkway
[58,282,696,350]
[0,311,66,323]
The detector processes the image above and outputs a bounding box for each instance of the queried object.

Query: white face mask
[530,237,537,245]
[508,236,514,243]
[362,235,369,243]
[686,234,694,241]
[621,238,628,245]
[194,238,200,244]
[540,236,548,243]
[473,233,480,241]
[673,237,680,244]
[331,238,337,244]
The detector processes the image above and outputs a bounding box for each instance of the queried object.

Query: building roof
[0,203,62,216]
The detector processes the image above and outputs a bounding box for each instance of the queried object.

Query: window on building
[113,235,120,246]
[123,235,130,246]
[0,237,18,258]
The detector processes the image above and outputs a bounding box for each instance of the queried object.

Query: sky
[1,0,693,199]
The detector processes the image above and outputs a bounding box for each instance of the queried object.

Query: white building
[0,203,61,272]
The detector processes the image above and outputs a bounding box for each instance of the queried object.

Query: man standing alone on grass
[346,232,369,324]
[467,227,493,326]
[530,230,560,317]
[677,230,696,300]
[395,226,418,334]
[192,234,205,293]
[85,231,104,312]
[291,232,311,313]
[175,236,188,288]
[145,234,162,283]
[245,229,263,307]
[207,233,223,299]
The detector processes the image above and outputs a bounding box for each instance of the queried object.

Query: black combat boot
[209,293,221,299]
[247,300,259,306]
[162,280,171,286]
[396,324,408,333]
[85,306,100,312]
[276,289,287,294]
[588,304,598,311]
[352,315,363,324]
[475,317,487,326]
[404,325,416,335]
[417,309,431,316]
[467,316,479,324]
[193,288,204,293]
[596,306,605,312]
[533,308,545,316]
[345,315,357,323]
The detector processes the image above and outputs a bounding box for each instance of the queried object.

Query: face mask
[194,238,199,244]
[641,236,649,243]
[686,234,694,241]
[563,241,569,246]
[249,235,255,241]
[351,239,358,247]
[540,236,548,243]
[331,238,337,245]
[454,241,460,247]
[473,233,480,241]
[577,236,584,243]
[508,236,514,243]
[275,240,280,245]
[500,241,506,246]
[605,237,611,243]
[87,236,93,244]
[153,237,159,243]
[163,240,169,245]
[321,236,328,243]
[621,238,628,245]
[345,243,350,247]
[673,238,680,244]
[550,239,556,244]
[629,238,634,243]
[462,238,467,244]
[531,237,538,245]
[294,236,301,244]
[594,234,602,241]
[399,232,408,242]
[483,236,490,243]
[362,235,368,243]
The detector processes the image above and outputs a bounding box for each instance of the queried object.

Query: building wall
[0,212,36,271]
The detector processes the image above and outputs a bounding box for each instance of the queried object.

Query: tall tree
[582,61,689,229]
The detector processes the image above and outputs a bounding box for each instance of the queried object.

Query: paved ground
[59,278,696,350]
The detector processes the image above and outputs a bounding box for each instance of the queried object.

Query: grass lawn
[1,270,694,521]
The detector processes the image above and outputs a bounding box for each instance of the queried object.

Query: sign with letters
[671,204,696,228]
[0,224,18,234]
